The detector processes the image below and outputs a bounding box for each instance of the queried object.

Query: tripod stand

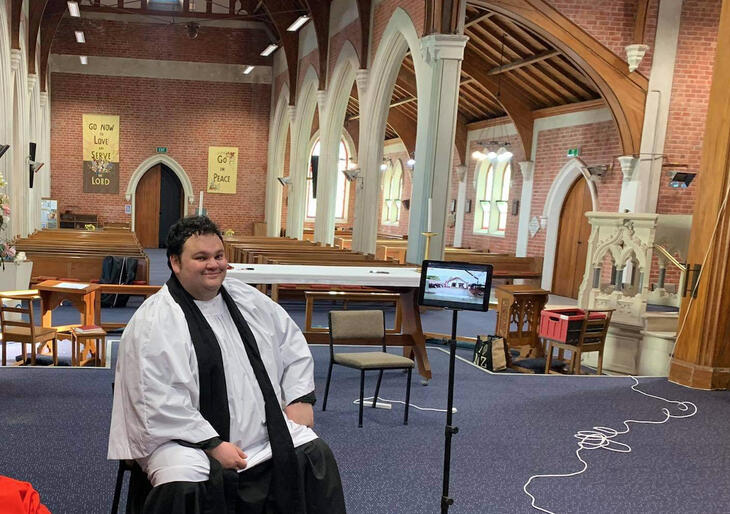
[441,308,459,513]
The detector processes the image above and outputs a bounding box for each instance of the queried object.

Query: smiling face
[170,232,228,301]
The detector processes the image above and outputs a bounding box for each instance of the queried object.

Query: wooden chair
[323,310,414,427]
[0,292,58,366]
[543,309,615,375]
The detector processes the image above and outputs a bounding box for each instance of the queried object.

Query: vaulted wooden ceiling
[377,3,604,161]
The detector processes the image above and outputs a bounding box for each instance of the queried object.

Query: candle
[427,198,432,233]
[198,191,203,214]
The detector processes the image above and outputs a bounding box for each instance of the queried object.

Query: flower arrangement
[0,171,16,265]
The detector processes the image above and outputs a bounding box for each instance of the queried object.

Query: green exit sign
[567,147,580,157]
[156,146,168,153]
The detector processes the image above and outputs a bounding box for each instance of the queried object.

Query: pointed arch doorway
[552,176,593,298]
[134,163,184,248]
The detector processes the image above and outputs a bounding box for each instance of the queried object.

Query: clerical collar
[193,291,225,314]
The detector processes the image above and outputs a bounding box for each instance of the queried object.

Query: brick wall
[459,131,528,254]
[328,19,362,76]
[52,17,269,66]
[371,0,425,65]
[657,0,722,215]
[50,73,270,236]
[527,121,622,258]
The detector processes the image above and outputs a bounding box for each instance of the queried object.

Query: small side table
[72,327,107,366]
[494,285,550,358]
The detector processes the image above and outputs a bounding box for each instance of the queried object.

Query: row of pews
[15,229,150,285]
[334,236,543,284]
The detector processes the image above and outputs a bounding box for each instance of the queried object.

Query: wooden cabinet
[59,213,98,229]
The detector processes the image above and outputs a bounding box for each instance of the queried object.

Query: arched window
[381,160,403,224]
[305,138,351,221]
[473,160,511,235]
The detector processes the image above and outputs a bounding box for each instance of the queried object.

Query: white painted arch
[540,158,598,290]
[125,154,194,231]
[353,7,425,253]
[286,65,320,239]
[313,40,360,244]
[265,84,290,236]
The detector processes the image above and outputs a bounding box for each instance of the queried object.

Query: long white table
[227,264,432,381]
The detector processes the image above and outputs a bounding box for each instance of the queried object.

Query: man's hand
[285,402,314,427]
[206,441,247,470]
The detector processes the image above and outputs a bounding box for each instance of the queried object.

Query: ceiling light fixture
[260,44,278,56]
[74,30,85,43]
[287,15,310,32]
[67,1,80,17]
[243,65,254,75]
[79,55,88,65]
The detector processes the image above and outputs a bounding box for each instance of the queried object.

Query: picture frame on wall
[465,199,472,214]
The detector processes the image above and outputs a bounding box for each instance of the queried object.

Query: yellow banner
[207,146,238,194]
[82,114,120,194]
[82,114,119,162]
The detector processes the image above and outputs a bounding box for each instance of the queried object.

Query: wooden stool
[72,327,107,366]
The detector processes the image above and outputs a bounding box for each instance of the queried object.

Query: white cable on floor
[523,377,697,514]
[353,395,457,414]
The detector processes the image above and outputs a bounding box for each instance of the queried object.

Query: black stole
[166,274,303,513]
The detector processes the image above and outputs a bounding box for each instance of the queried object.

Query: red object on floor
[538,308,607,343]
[0,475,51,514]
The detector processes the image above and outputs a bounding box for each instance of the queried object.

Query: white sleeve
[108,292,219,459]
[252,288,315,406]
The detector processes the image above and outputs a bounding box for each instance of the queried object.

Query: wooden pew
[16,229,149,284]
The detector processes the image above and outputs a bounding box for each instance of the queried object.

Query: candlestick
[427,197,432,233]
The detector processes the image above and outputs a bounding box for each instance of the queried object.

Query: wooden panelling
[670,0,730,390]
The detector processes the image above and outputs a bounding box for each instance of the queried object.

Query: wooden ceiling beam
[261,0,302,105]
[470,0,647,155]
[39,0,69,91]
[354,0,373,69]
[78,5,259,20]
[465,11,494,28]
[11,0,22,49]
[304,0,331,89]
[347,96,417,121]
[28,0,50,75]
[455,112,468,165]
[488,49,559,74]
[633,0,650,44]
[462,46,535,156]
[425,0,466,35]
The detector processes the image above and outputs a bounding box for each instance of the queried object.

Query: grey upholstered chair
[323,310,414,427]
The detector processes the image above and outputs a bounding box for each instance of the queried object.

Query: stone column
[313,89,336,246]
[405,34,469,263]
[620,0,683,213]
[351,69,370,253]
[284,105,302,238]
[515,160,535,256]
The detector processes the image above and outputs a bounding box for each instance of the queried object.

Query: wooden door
[552,177,592,298]
[135,165,161,248]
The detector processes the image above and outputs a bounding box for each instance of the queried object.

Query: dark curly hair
[165,216,223,270]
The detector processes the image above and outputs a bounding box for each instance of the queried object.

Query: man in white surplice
[108,216,345,513]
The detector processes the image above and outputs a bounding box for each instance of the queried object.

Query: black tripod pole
[441,309,459,513]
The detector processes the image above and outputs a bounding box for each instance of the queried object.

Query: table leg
[399,289,432,383]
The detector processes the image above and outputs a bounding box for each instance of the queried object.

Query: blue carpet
[1,344,728,513]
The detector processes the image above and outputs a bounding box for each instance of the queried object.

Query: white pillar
[405,34,469,263]
[351,69,371,253]
[313,89,336,245]
[39,91,51,199]
[620,0,683,213]
[284,105,302,238]
[9,48,28,238]
[515,160,535,256]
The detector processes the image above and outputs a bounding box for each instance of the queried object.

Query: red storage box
[539,308,606,343]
